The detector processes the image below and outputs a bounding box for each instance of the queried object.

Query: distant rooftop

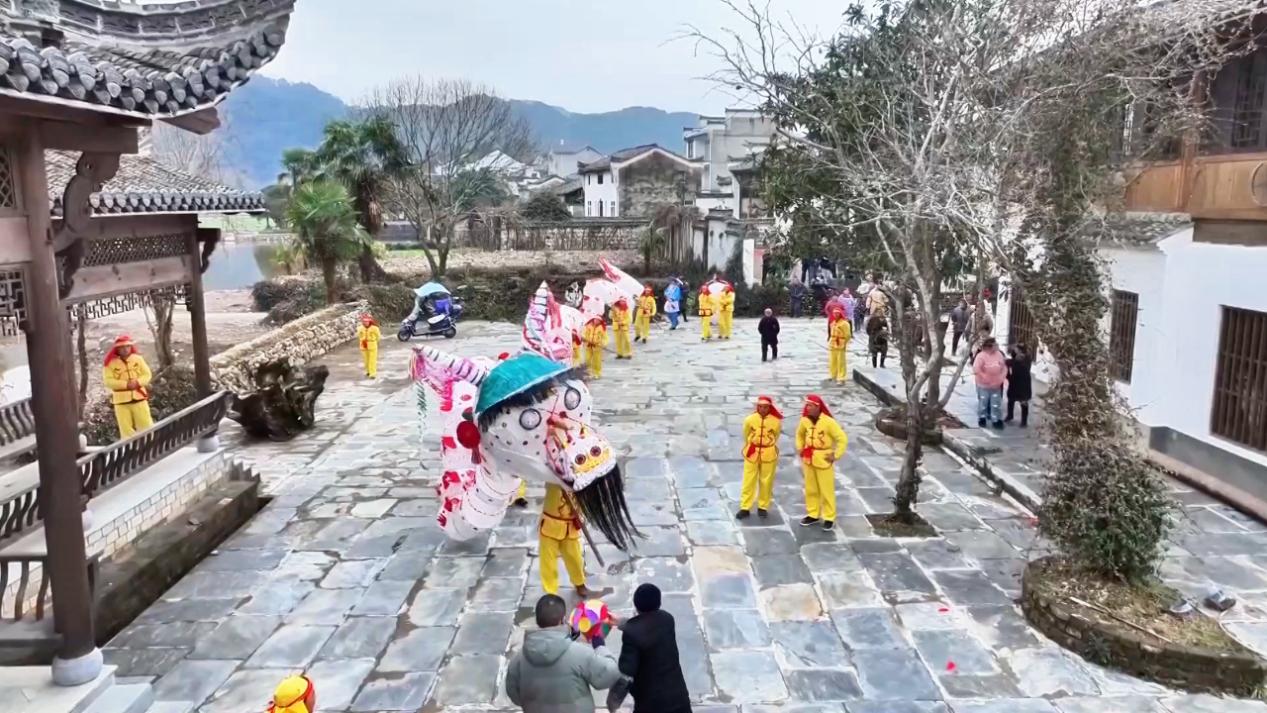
[578,144,699,173]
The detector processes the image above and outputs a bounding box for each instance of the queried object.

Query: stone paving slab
[106,320,1267,712]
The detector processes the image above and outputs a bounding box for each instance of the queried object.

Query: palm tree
[286,180,367,305]
[314,116,408,282]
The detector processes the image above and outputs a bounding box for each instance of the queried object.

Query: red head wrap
[802,394,833,419]
[755,395,783,420]
[104,335,136,366]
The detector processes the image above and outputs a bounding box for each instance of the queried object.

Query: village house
[683,109,776,213]
[537,143,604,178]
[578,143,702,218]
[996,43,1267,512]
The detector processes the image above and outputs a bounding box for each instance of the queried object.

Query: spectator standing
[1006,343,1034,427]
[949,299,970,355]
[973,337,1007,429]
[758,308,781,362]
[506,594,623,713]
[610,584,693,713]
[789,278,807,318]
[867,315,889,368]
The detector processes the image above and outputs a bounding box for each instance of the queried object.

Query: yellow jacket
[719,291,735,314]
[540,484,582,541]
[637,294,657,318]
[829,319,853,349]
[582,321,609,349]
[698,293,716,317]
[103,353,153,405]
[743,413,782,463]
[796,415,847,469]
[611,306,632,331]
[357,323,382,350]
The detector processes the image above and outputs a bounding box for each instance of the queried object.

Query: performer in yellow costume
[611,298,633,359]
[268,675,317,713]
[539,483,596,597]
[718,284,736,339]
[357,313,382,378]
[737,395,783,519]
[828,306,853,383]
[582,315,608,378]
[103,335,154,439]
[796,394,847,530]
[572,332,583,367]
[635,286,657,343]
[514,481,529,508]
[698,285,715,341]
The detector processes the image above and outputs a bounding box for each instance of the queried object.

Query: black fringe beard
[572,466,642,552]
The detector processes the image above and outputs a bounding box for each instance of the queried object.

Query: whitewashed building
[578,144,702,219]
[539,144,604,178]
[683,109,776,213]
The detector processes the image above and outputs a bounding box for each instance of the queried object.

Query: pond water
[202,241,283,291]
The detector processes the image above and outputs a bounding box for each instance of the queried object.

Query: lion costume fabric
[411,281,640,550]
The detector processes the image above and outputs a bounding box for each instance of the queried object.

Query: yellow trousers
[539,535,585,594]
[587,347,603,378]
[572,344,582,367]
[720,313,733,339]
[740,460,777,511]
[803,464,837,522]
[635,315,651,341]
[114,401,154,439]
[517,482,527,500]
[829,348,847,382]
[361,347,378,378]
[615,329,632,358]
[701,316,713,340]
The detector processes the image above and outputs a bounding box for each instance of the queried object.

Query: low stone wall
[211,300,365,393]
[1021,557,1267,695]
[457,218,646,251]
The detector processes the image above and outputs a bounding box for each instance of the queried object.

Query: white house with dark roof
[578,144,702,218]
[683,109,776,213]
[539,144,604,178]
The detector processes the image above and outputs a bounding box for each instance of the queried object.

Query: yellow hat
[268,675,313,713]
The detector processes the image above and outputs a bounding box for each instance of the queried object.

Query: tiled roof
[578,144,700,173]
[1086,212,1191,246]
[47,150,264,216]
[0,0,293,118]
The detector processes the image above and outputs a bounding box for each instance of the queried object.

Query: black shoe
[1020,421,1029,428]
[822,520,835,531]
[513,498,528,508]
[978,418,987,427]
[993,421,1005,430]
[758,508,769,518]
[800,516,820,527]
[1004,416,1014,422]
[736,509,750,520]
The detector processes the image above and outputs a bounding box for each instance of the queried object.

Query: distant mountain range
[217,77,700,189]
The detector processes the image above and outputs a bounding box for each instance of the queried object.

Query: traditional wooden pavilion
[0,0,293,685]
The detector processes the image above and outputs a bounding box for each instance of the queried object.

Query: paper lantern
[570,599,612,642]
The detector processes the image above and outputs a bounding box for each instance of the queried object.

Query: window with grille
[1211,306,1267,452]
[1008,286,1037,351]
[0,148,17,211]
[1109,290,1139,383]
[1232,54,1267,149]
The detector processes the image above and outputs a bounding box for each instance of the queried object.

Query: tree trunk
[436,228,451,279]
[145,297,176,370]
[894,287,924,516]
[357,244,390,284]
[76,310,88,412]
[322,257,338,305]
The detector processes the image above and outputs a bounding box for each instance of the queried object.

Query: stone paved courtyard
[107,317,1267,713]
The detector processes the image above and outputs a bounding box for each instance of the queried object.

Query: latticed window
[1109,290,1139,383]
[1212,306,1267,452]
[0,147,18,211]
[1008,286,1037,350]
[1232,54,1267,149]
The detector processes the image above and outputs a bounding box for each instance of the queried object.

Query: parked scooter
[398,281,463,341]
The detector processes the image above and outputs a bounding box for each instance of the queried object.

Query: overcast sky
[259,0,848,114]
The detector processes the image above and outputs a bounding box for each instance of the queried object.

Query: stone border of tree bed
[852,367,1041,511]
[1021,556,1267,695]
[211,300,367,394]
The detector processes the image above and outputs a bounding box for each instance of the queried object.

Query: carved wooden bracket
[53,152,120,299]
[196,228,221,274]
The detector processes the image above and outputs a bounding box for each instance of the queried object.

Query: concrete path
[107,317,1267,713]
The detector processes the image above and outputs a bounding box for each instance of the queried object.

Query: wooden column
[187,229,213,399]
[16,129,99,677]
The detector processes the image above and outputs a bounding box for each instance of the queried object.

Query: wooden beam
[61,256,192,305]
[186,232,212,398]
[39,121,138,155]
[160,107,221,136]
[0,93,148,130]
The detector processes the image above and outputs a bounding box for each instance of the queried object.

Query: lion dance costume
[103,335,153,439]
[411,282,641,597]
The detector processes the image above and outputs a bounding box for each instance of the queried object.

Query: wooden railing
[0,399,34,447]
[0,554,97,623]
[79,391,229,499]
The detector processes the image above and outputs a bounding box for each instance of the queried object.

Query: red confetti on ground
[938,606,950,613]
[946,661,957,672]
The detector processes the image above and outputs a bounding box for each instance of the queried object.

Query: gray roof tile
[47,150,264,216]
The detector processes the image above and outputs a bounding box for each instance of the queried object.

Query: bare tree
[369,78,534,278]
[692,0,1256,539]
[149,121,228,182]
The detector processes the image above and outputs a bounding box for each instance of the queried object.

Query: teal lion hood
[475,352,570,416]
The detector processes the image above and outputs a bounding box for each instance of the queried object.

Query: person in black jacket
[610,583,692,713]
[758,308,781,362]
[1005,343,1033,427]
